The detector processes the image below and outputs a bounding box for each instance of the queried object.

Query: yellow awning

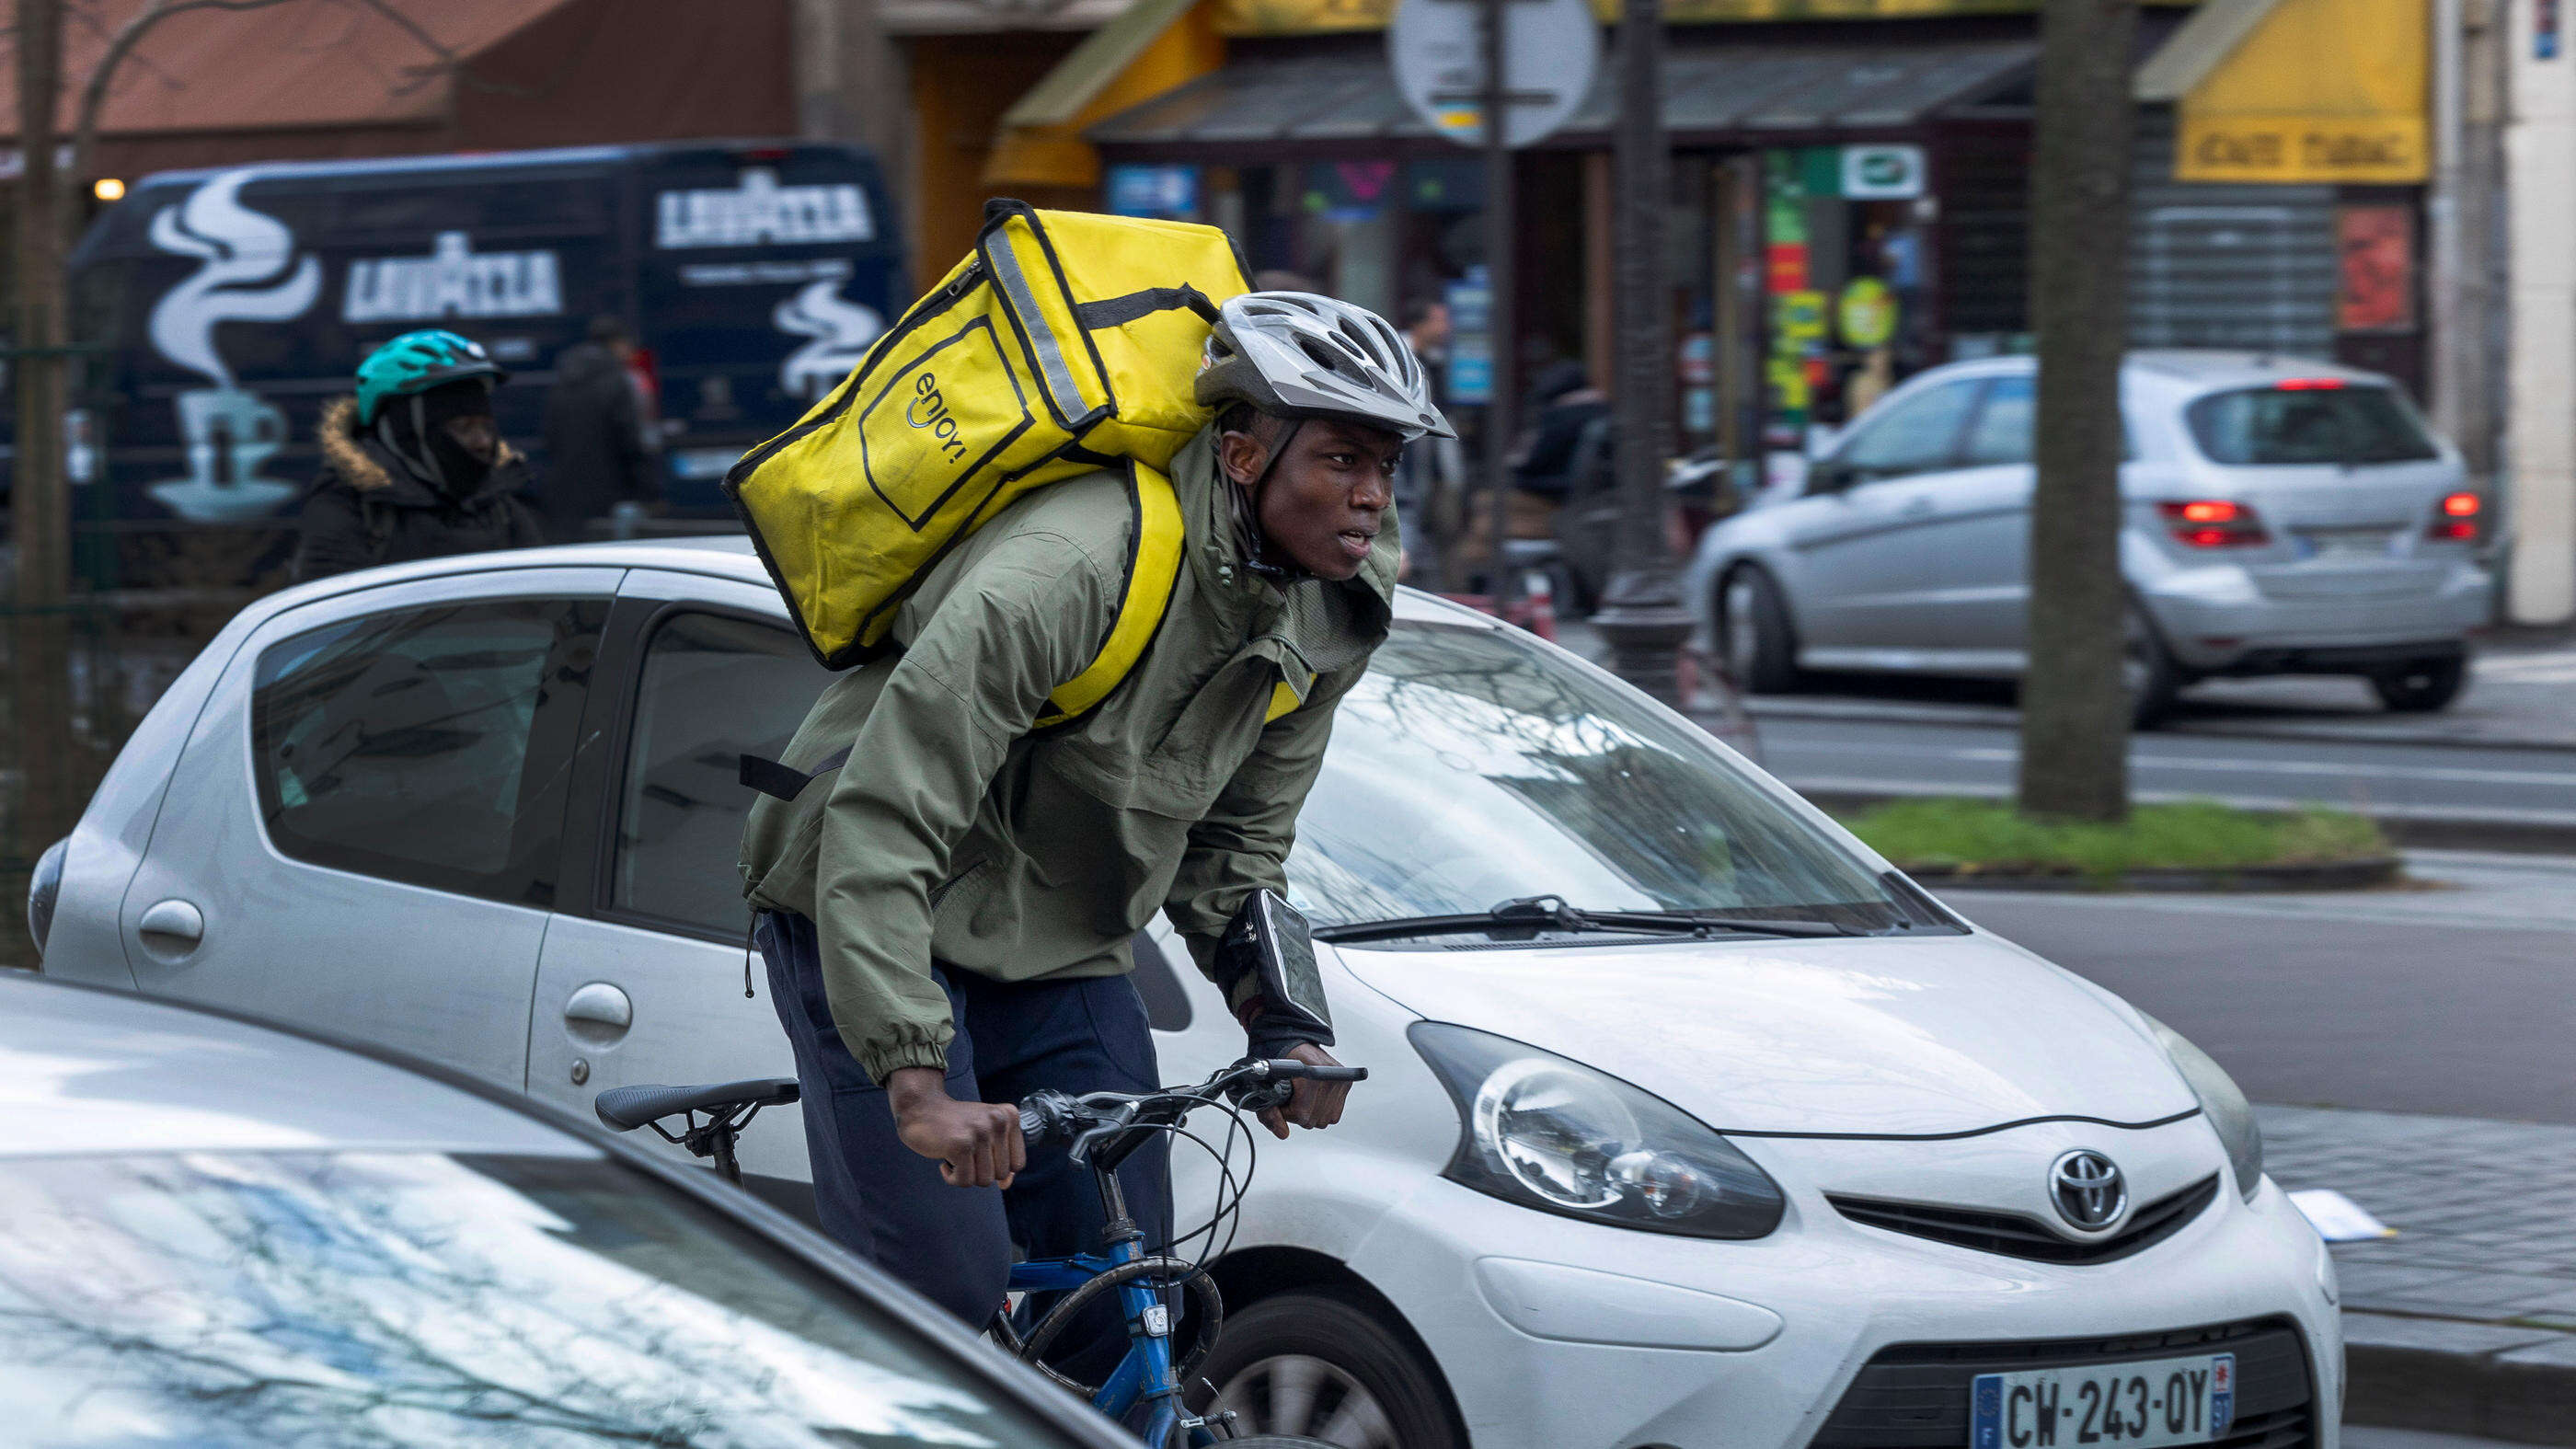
[2143,0,2427,183]
[986,0,1223,190]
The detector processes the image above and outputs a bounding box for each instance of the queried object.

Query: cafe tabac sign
[2178,113,2425,183]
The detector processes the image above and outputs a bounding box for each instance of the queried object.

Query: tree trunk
[2017,0,2137,822]
[10,0,79,927]
[16,0,67,613]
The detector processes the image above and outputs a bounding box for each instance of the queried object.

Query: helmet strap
[1229,416,1307,582]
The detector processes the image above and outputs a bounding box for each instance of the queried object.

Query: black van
[64,139,901,581]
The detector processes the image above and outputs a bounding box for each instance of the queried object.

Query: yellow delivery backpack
[725,200,1253,727]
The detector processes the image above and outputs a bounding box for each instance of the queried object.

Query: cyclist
[739,293,1450,1370]
[295,330,543,581]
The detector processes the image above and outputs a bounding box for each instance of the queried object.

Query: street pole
[1478,0,1516,594]
[1591,0,1693,706]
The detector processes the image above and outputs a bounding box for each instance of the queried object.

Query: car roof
[0,974,592,1160]
[1909,350,2395,395]
[256,532,1493,627]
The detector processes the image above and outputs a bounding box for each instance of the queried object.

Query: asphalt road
[1754,715,2576,829]
[1944,850,2576,1124]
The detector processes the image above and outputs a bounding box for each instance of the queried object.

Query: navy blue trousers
[756,910,1172,1373]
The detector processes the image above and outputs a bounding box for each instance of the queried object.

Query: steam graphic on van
[775,279,885,403]
[144,169,321,523]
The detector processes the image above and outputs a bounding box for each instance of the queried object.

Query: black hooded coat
[293,396,546,581]
[538,339,657,542]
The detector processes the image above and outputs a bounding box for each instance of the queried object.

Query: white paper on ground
[2289,1188,2397,1241]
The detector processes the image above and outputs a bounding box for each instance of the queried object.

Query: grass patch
[1842,798,2390,882]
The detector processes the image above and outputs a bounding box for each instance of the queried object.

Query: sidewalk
[2262,1105,2576,1442]
[1548,618,2576,752]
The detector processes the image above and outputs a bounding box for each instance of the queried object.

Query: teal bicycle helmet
[355,329,506,425]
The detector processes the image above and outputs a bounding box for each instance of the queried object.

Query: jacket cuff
[854,1037,950,1086]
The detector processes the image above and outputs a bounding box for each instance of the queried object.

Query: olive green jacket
[739,427,1397,1083]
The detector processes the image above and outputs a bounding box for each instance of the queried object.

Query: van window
[2185,385,2438,466]
[251,599,605,905]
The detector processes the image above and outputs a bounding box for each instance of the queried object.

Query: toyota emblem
[2050,1149,2129,1231]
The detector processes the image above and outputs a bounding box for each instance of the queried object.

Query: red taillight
[2273,377,2348,391]
[2430,491,2482,541]
[2157,500,2270,547]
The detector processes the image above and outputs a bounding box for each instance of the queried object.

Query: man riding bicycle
[739,292,1452,1371]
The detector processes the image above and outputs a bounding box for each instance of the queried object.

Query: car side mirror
[1808,459,1855,496]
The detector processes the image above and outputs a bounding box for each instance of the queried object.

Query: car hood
[1334,932,2199,1136]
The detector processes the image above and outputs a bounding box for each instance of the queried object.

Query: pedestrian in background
[1395,297,1461,584]
[293,330,542,581]
[540,315,661,543]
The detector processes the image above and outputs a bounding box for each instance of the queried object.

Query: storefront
[1081,28,2041,460]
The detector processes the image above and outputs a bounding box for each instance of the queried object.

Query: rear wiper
[1312,894,1857,945]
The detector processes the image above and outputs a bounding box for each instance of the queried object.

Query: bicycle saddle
[594,1077,799,1132]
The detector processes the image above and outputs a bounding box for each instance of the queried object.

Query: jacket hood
[1172,424,1397,673]
[318,395,522,500]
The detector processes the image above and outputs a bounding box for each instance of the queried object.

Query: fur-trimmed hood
[317,395,522,498]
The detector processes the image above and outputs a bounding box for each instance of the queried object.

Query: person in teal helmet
[293,329,544,581]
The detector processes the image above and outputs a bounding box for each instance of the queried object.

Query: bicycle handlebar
[1018,1057,1367,1148]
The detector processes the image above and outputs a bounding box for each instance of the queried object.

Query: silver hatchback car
[1685,351,2493,719]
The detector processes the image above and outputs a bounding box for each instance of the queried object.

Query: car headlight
[2141,1012,2263,1201]
[1409,1022,1785,1239]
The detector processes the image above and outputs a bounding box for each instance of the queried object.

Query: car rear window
[2184,385,2438,466]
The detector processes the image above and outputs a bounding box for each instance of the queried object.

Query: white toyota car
[32,539,2340,1449]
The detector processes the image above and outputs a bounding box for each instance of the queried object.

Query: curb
[1902,856,2403,893]
[1742,696,2576,755]
[2345,1313,2576,1445]
[1790,787,2576,857]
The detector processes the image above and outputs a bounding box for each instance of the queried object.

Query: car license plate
[2296,527,2396,559]
[1970,1351,2234,1449]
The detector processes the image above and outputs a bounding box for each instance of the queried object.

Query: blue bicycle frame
[1009,1236,1191,1443]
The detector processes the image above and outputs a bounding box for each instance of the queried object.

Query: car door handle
[135,898,204,957]
[563,982,634,1043]
[1900,498,1938,517]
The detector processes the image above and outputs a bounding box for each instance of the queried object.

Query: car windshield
[0,1149,1081,1448]
[2185,385,2438,466]
[1285,620,1911,937]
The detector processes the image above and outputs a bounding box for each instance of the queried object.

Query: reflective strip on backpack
[985,227,1090,428]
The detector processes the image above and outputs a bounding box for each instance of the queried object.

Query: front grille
[1830,1175,2221,1266]
[1811,1317,2314,1449]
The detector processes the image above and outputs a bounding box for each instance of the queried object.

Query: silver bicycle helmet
[1196,292,1455,442]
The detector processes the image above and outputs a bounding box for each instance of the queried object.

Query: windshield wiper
[1311,894,1858,946]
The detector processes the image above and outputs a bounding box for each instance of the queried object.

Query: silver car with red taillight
[1685,350,2491,722]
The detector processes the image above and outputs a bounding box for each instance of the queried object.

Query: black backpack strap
[741,743,854,802]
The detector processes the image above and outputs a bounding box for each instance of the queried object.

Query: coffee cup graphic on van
[142,169,317,523]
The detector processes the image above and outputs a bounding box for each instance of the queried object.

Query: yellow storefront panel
[2172,0,2428,183]
[1213,0,2135,38]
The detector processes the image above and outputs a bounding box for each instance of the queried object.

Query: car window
[1961,375,2034,466]
[251,598,604,905]
[1824,378,1982,484]
[1287,621,1914,936]
[2184,385,2439,466]
[0,1148,1087,1447]
[615,611,819,937]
